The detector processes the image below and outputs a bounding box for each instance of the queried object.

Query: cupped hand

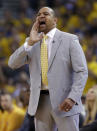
[28,20,44,46]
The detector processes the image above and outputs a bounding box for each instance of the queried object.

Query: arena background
[0,0,97,130]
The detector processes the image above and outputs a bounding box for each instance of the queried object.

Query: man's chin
[39,26,47,33]
[39,29,45,33]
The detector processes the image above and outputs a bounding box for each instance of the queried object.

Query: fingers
[63,101,72,111]
[59,98,74,112]
[32,20,39,32]
[59,102,70,112]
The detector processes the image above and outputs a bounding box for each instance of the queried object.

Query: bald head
[39,7,56,17]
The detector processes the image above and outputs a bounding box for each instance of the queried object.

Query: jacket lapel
[48,29,62,71]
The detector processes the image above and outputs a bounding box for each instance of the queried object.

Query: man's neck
[44,26,56,34]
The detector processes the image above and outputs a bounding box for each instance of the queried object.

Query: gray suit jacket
[8,29,88,117]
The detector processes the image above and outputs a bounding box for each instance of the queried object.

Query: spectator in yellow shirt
[0,92,25,131]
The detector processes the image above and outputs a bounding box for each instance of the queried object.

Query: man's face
[36,7,57,33]
[0,95,12,110]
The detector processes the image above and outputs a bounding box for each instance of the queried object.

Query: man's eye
[44,13,49,15]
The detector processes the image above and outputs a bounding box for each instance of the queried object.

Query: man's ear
[54,17,58,24]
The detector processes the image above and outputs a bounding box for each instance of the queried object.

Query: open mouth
[39,21,46,27]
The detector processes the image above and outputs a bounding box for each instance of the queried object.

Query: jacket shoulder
[58,29,78,40]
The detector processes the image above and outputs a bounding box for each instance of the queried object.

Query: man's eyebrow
[37,11,50,15]
[43,11,49,13]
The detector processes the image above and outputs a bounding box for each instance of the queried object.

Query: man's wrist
[24,40,32,51]
[68,98,76,104]
[28,38,34,46]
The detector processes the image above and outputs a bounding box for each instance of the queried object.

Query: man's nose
[39,13,45,18]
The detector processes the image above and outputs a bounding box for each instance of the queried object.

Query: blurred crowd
[0,0,97,130]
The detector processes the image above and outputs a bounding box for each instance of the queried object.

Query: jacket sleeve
[8,41,31,69]
[67,35,88,104]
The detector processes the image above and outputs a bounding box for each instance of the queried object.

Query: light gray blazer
[8,29,88,117]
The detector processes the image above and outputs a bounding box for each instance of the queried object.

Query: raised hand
[28,20,44,46]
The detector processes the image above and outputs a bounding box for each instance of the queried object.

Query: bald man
[8,7,88,131]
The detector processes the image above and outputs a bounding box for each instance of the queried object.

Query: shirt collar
[46,28,57,39]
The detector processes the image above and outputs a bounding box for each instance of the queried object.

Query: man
[8,7,88,131]
[0,92,25,131]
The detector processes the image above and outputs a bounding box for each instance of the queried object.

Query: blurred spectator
[18,0,36,19]
[0,57,6,85]
[84,87,97,125]
[19,87,35,131]
[83,47,97,94]
[91,34,97,57]
[16,85,30,110]
[0,92,25,131]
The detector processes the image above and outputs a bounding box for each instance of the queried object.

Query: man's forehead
[38,7,53,14]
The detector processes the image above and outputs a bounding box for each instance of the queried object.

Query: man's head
[0,92,12,111]
[36,7,57,34]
